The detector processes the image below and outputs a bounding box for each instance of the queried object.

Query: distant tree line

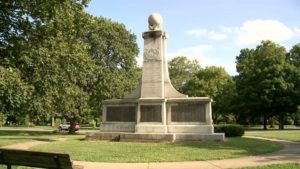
[169,41,300,130]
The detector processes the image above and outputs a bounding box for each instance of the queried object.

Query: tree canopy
[0,0,139,132]
[235,41,300,129]
[168,56,200,92]
[183,66,236,123]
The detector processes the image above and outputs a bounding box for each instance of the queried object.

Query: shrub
[89,119,96,128]
[55,118,62,127]
[0,113,7,127]
[214,124,244,137]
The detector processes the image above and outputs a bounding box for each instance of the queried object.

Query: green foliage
[183,66,236,123]
[54,118,62,127]
[287,43,300,67]
[168,56,200,92]
[0,67,32,117]
[0,113,7,127]
[235,41,300,129]
[89,119,97,128]
[0,0,139,129]
[214,124,245,137]
[83,15,140,114]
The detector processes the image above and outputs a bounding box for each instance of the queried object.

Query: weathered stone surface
[100,122,136,132]
[86,132,224,142]
[148,13,163,31]
[167,125,213,134]
[174,133,225,141]
[135,124,167,133]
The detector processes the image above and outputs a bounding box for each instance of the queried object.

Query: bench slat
[0,149,75,169]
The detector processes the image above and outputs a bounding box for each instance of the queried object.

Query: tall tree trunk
[263,113,267,130]
[68,116,76,134]
[51,113,55,127]
[279,113,284,130]
[212,112,218,124]
[269,117,275,128]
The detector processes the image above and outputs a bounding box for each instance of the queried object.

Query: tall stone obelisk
[140,13,187,98]
[133,13,187,133]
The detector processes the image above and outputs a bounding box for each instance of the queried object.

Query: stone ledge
[167,97,212,103]
[85,132,224,142]
[101,122,136,132]
[167,124,214,134]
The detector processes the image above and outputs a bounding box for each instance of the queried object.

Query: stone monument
[86,13,224,141]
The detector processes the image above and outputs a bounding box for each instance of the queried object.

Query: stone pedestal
[93,13,224,142]
[135,98,167,133]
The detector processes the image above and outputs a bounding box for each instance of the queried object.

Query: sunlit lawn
[0,129,85,147]
[245,130,300,142]
[2,126,296,163]
[244,125,298,130]
[31,137,283,162]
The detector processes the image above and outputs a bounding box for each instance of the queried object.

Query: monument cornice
[142,30,166,39]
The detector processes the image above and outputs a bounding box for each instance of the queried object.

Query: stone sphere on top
[148,13,163,31]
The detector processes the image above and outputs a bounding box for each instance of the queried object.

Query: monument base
[85,132,224,142]
[167,124,213,133]
[135,124,167,133]
[101,122,135,132]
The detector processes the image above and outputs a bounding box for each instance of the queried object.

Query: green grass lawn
[244,125,299,130]
[0,126,54,130]
[245,130,300,142]
[30,137,283,162]
[238,163,300,169]
[0,129,85,147]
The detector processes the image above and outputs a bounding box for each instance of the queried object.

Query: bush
[89,119,96,128]
[214,124,244,137]
[0,113,7,127]
[55,118,62,127]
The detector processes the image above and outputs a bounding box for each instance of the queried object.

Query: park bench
[0,148,83,169]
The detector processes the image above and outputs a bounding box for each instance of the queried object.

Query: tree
[0,1,140,133]
[0,113,7,127]
[83,15,140,120]
[183,66,236,123]
[235,41,299,130]
[168,56,200,92]
[0,67,32,121]
[287,43,300,67]
[287,44,300,125]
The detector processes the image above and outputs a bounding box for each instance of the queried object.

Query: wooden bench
[0,148,83,169]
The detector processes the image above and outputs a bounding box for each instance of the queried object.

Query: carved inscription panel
[140,105,162,122]
[170,103,205,122]
[106,106,136,122]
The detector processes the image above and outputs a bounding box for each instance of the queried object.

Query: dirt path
[1,140,50,150]
[1,136,299,169]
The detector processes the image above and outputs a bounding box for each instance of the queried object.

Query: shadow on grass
[170,137,283,156]
[0,130,85,136]
[0,130,55,136]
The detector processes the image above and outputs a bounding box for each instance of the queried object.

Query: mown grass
[31,137,283,162]
[245,130,300,142]
[0,129,85,147]
[238,163,300,169]
[244,125,298,130]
